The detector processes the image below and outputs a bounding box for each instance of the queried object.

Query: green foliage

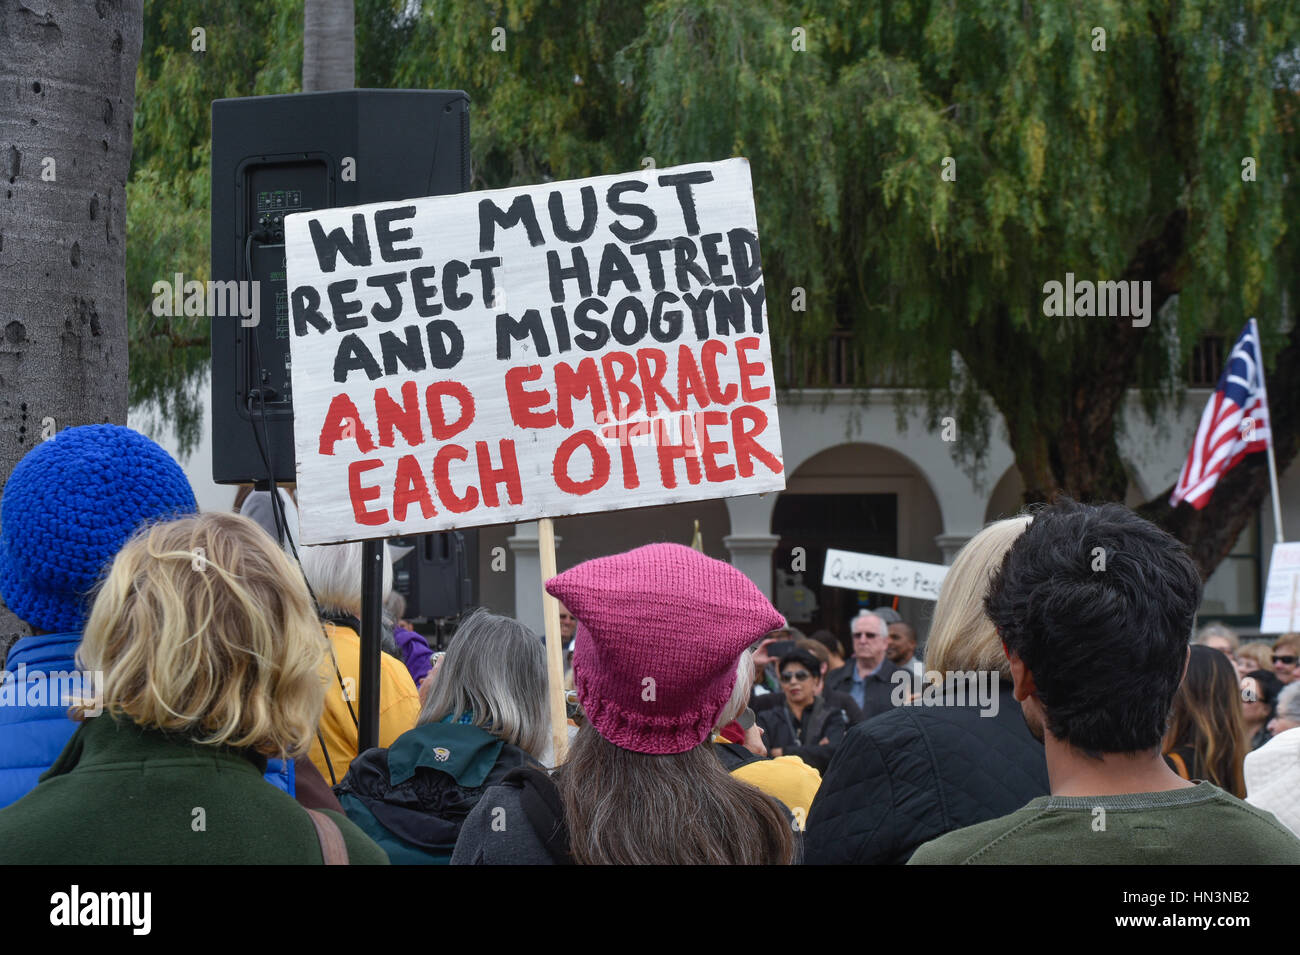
[359,0,647,186]
[128,0,1300,495]
[126,165,210,451]
[127,0,302,452]
[631,0,1299,487]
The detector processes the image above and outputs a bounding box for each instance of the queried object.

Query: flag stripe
[1170,320,1272,510]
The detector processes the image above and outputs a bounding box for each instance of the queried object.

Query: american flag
[1170,319,1272,510]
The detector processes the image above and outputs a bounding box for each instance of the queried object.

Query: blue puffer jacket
[0,633,84,809]
[1,633,294,808]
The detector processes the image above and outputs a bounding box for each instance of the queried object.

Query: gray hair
[852,611,886,632]
[1277,683,1300,723]
[1194,622,1239,652]
[299,541,393,617]
[385,590,406,621]
[714,649,755,731]
[418,608,549,758]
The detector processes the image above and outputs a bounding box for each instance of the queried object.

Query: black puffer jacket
[803,683,1048,864]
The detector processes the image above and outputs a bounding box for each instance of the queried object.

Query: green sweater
[0,714,388,865]
[908,781,1300,864]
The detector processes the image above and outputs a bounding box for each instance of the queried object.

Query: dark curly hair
[984,498,1202,755]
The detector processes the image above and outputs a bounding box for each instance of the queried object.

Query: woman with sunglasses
[755,648,851,773]
[1272,634,1300,685]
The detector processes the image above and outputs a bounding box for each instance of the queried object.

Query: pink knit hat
[546,542,784,755]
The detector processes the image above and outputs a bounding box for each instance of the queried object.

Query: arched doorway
[771,442,943,643]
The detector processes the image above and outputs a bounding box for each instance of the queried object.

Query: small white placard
[1260,541,1300,633]
[821,548,949,601]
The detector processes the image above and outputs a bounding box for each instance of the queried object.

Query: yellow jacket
[714,735,822,829]
[310,623,421,785]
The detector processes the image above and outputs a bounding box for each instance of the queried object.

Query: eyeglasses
[559,614,574,621]
[1273,655,1298,666]
[780,670,812,683]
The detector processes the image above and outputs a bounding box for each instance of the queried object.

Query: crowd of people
[0,424,1298,864]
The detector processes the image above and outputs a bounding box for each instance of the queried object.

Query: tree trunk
[0,0,142,656]
[303,0,356,91]
[1049,207,1189,503]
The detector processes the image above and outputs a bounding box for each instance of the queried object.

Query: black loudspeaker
[209,88,470,485]
[390,533,477,621]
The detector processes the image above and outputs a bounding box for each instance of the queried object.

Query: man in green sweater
[910,499,1300,865]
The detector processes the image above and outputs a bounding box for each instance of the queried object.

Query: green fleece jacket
[0,714,388,865]
[908,781,1300,865]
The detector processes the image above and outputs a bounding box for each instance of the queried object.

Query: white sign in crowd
[821,548,949,602]
[1261,541,1300,633]
[284,159,785,544]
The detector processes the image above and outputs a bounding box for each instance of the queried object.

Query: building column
[724,533,782,599]
[934,533,973,566]
[507,522,561,634]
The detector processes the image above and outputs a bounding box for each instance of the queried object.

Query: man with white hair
[824,610,914,719]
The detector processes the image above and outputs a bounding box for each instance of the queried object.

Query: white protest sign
[1260,541,1300,633]
[284,159,784,544]
[821,548,949,601]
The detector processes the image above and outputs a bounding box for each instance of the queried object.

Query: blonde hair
[75,512,327,759]
[925,516,1033,679]
[1236,640,1274,672]
[1274,633,1300,655]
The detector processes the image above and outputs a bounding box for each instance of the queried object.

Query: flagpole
[1251,318,1286,543]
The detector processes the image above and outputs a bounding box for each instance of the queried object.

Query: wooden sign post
[538,517,568,764]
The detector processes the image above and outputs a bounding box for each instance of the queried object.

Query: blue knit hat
[0,425,198,633]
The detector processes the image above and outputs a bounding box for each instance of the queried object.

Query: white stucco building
[478,385,1299,643]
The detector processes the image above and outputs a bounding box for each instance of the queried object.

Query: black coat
[756,695,851,774]
[802,683,1049,864]
[824,659,915,720]
[753,687,864,727]
[336,722,540,863]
